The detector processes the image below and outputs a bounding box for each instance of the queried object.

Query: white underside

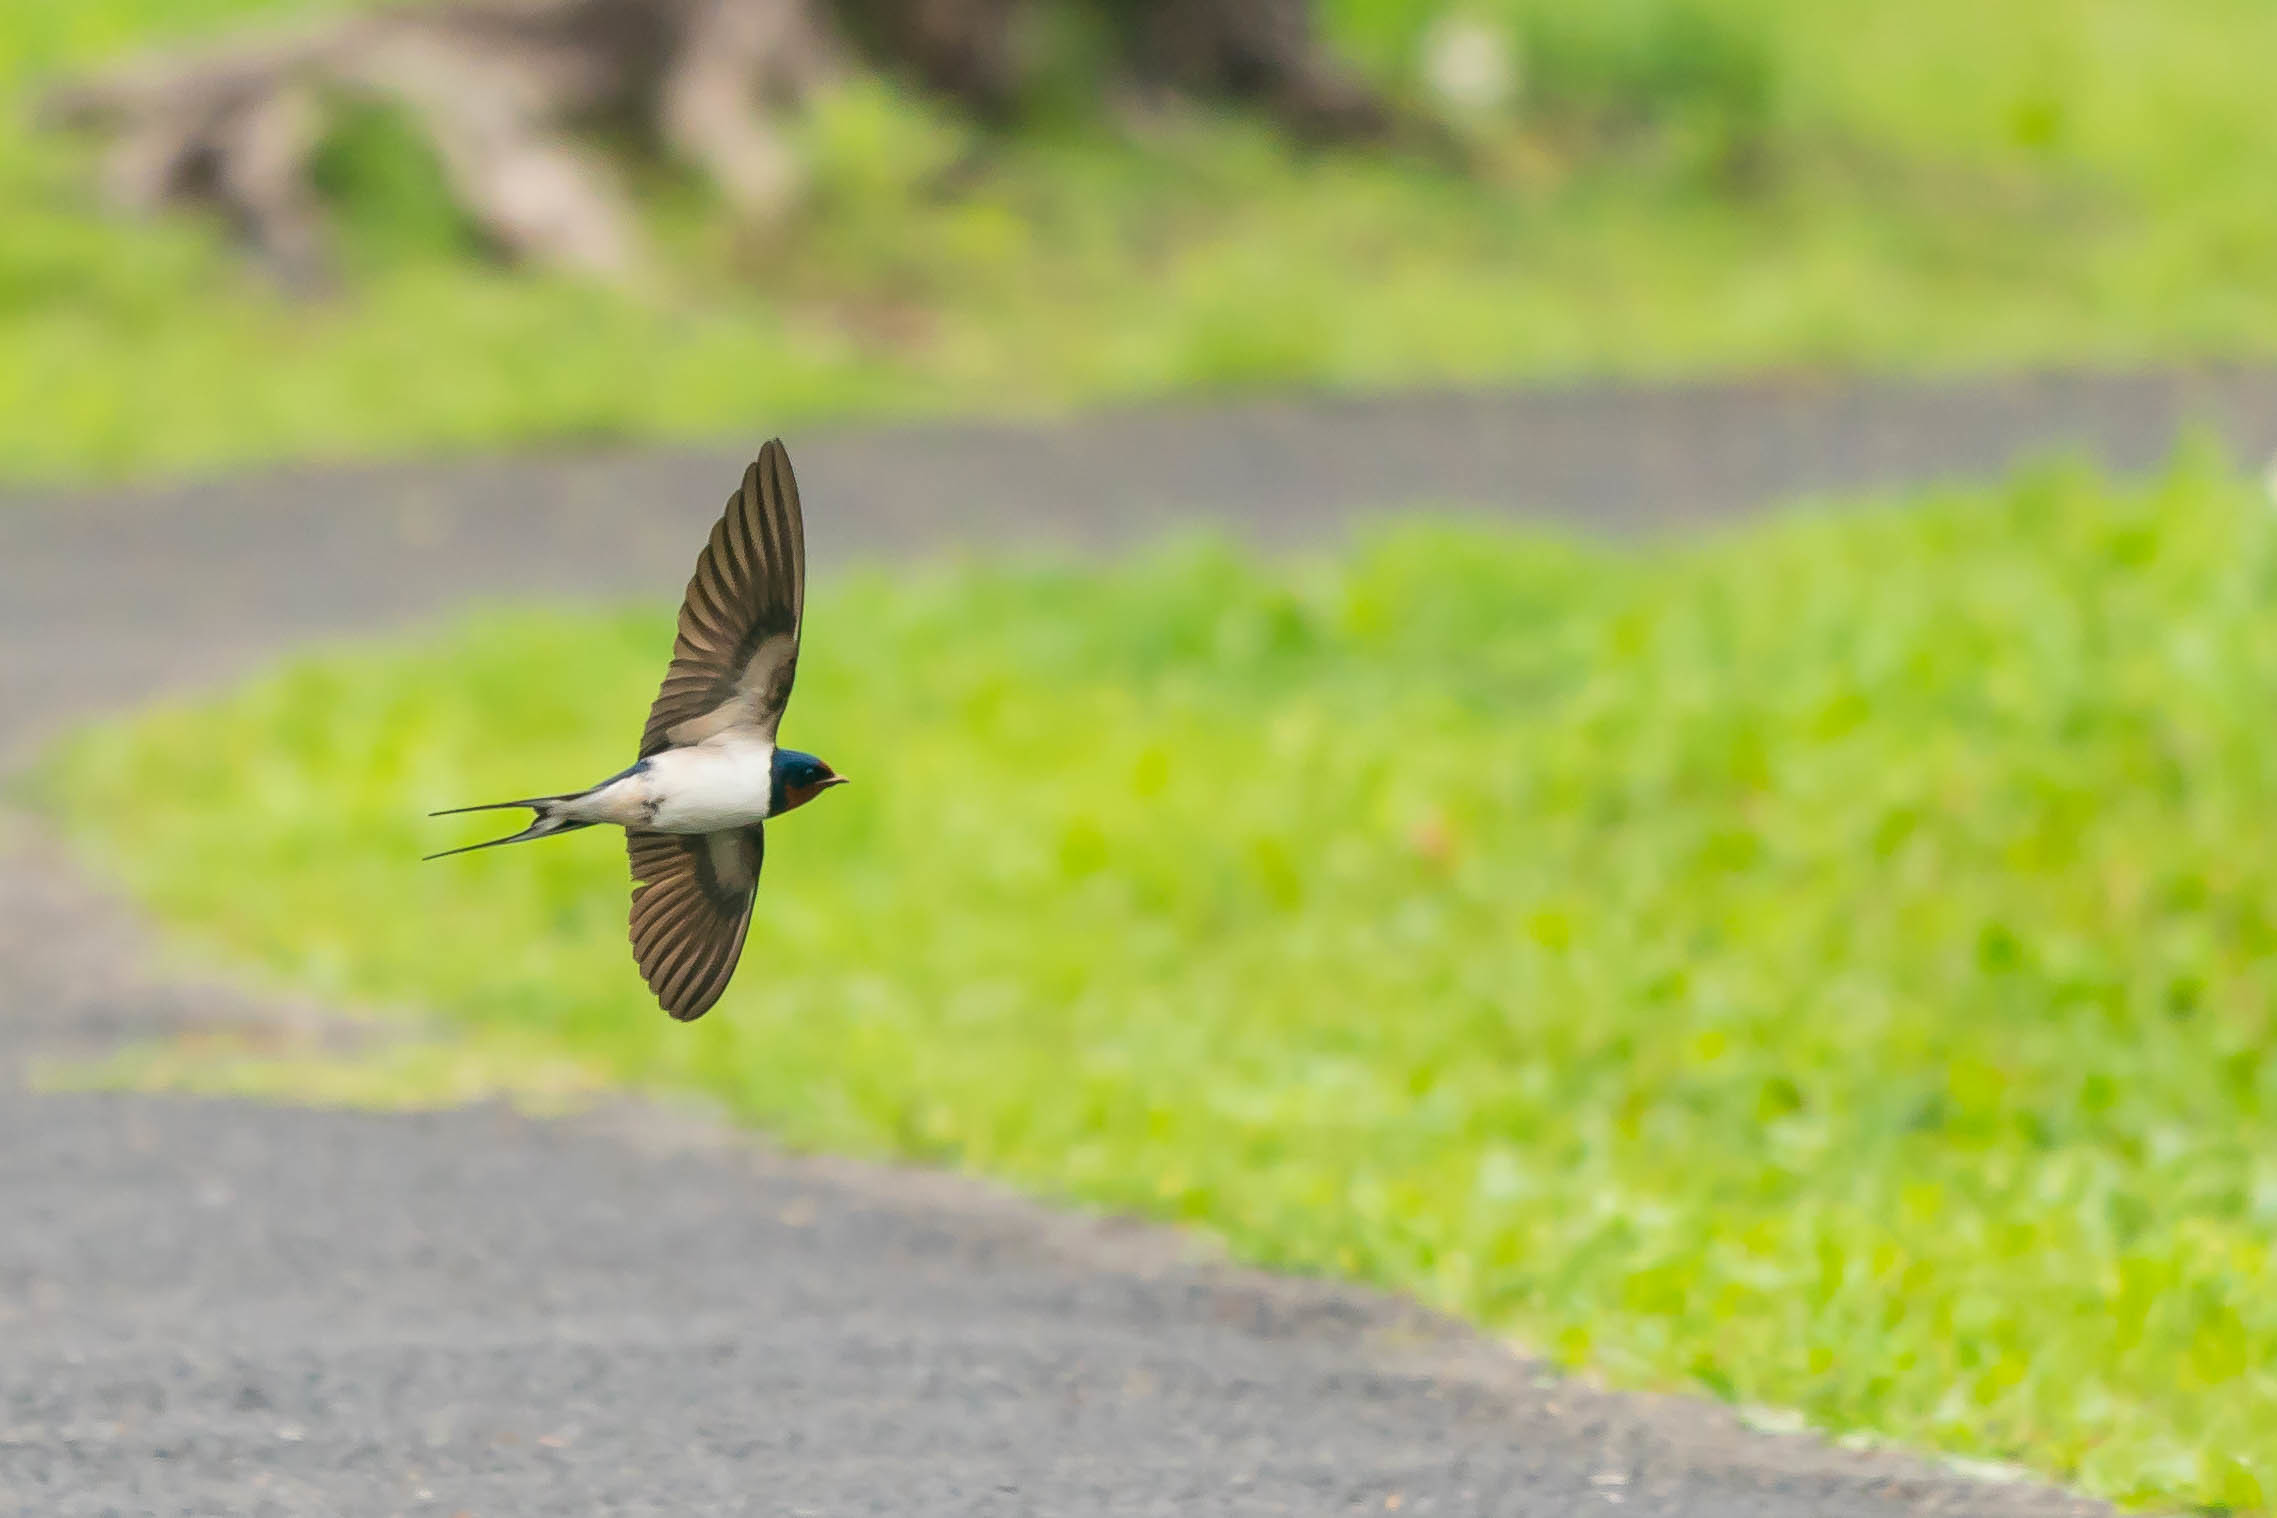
[568,738,776,833]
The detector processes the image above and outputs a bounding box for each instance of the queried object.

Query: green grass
[39,458,2277,1509]
[13,0,2277,479]
[36,1023,622,1114]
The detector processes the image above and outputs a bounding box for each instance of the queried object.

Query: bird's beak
[825,774,851,788]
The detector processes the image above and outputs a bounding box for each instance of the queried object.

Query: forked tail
[423,794,595,861]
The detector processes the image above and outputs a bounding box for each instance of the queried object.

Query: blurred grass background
[21,4,2277,1509]
[11,0,2277,479]
[39,458,2277,1510]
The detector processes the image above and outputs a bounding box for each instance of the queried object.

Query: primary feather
[639,440,805,756]
[627,826,764,1020]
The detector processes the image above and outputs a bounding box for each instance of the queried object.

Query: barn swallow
[426,439,847,1020]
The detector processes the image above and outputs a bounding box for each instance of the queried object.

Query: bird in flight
[426,439,847,1020]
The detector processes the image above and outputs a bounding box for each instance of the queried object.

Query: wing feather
[639,439,807,758]
[626,827,763,1020]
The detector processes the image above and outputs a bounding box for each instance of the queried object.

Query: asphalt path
[13,369,2264,1515]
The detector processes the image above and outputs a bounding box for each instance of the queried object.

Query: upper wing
[639,439,806,758]
[627,827,764,1020]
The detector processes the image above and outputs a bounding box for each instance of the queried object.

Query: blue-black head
[769,748,849,816]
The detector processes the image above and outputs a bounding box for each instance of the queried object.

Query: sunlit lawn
[11,0,2277,478]
[38,458,2277,1509]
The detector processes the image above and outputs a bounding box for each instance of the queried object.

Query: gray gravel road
[12,369,2259,1516]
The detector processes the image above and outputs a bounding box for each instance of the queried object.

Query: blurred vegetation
[41,458,2277,1510]
[6,0,2277,480]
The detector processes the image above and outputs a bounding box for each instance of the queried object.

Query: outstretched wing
[627,827,764,1020]
[639,439,806,759]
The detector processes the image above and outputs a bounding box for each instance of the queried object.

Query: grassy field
[37,458,2277,1510]
[11,0,2277,479]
